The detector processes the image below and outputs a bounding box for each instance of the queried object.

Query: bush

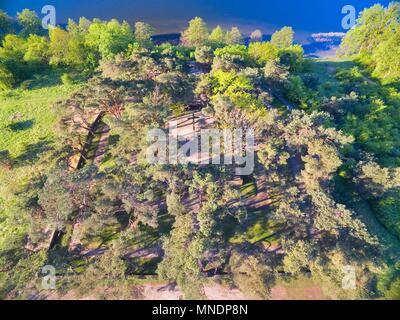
[248,42,279,65]
[61,73,74,85]
[0,66,14,91]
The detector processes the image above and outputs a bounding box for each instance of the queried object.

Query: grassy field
[0,73,82,248]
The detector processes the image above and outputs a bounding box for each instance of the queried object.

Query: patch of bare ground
[203,284,247,300]
[140,283,183,300]
[270,282,328,300]
[31,280,330,300]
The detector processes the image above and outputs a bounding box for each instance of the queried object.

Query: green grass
[227,210,280,246]
[0,84,79,159]
[240,180,257,198]
[0,72,82,248]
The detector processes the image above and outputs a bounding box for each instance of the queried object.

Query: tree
[0,34,30,83]
[338,3,400,56]
[0,66,14,91]
[67,17,92,35]
[17,9,42,37]
[49,27,71,66]
[38,168,75,231]
[0,10,15,41]
[157,214,205,299]
[355,160,400,196]
[282,240,313,274]
[78,240,127,295]
[249,41,279,65]
[181,17,209,48]
[86,19,134,59]
[284,75,310,105]
[24,35,49,66]
[49,27,90,69]
[264,60,289,86]
[194,46,213,64]
[209,25,226,47]
[271,26,294,48]
[213,44,250,71]
[354,159,400,238]
[250,29,263,42]
[226,27,243,45]
[372,25,400,83]
[279,44,304,72]
[134,21,154,47]
[229,250,274,299]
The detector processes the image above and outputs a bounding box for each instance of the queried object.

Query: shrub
[61,73,74,85]
[194,46,213,65]
[0,65,14,91]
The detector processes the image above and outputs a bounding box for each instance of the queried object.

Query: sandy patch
[271,284,327,300]
[203,285,247,300]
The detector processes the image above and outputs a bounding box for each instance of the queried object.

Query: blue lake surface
[0,0,392,37]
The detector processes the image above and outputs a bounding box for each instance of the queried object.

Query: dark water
[0,0,391,38]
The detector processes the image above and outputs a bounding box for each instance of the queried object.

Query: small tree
[181,17,209,48]
[271,26,294,48]
[226,27,243,45]
[209,25,226,47]
[134,21,154,47]
[17,9,42,37]
[250,29,263,42]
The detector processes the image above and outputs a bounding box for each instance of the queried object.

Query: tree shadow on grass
[8,120,34,132]
[14,139,54,167]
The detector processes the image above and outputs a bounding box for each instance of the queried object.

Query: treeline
[0,9,157,89]
[0,9,305,95]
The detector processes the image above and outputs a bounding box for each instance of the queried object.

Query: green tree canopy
[271,26,294,48]
[181,17,209,47]
[17,9,42,37]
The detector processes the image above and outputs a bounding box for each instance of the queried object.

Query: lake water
[0,0,391,40]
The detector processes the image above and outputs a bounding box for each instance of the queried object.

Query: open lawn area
[0,73,82,248]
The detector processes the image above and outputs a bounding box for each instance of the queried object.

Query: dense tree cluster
[339,2,400,83]
[0,11,155,89]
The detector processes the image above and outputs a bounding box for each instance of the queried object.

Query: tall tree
[226,27,243,45]
[250,29,263,42]
[271,26,294,48]
[134,21,154,47]
[181,17,209,48]
[17,9,42,37]
[209,25,226,47]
